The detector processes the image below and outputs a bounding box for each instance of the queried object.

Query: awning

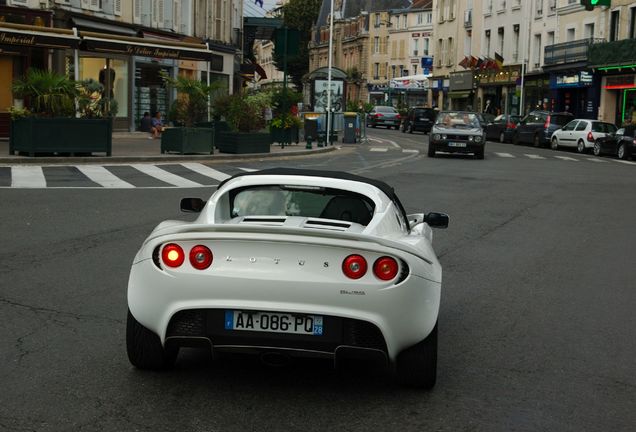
[80,31,211,61]
[0,22,80,52]
[448,91,471,99]
[72,17,137,36]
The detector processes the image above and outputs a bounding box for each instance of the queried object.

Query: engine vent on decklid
[234,216,354,231]
[304,218,352,231]
[239,216,287,226]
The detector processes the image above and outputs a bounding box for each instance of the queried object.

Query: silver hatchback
[429,111,485,159]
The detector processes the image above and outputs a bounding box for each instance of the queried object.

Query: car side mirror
[424,212,449,229]
[181,197,205,213]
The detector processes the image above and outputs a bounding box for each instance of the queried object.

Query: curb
[0,145,338,165]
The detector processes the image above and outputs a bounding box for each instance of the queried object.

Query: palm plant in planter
[159,73,222,154]
[9,69,113,156]
[269,87,302,147]
[212,91,273,154]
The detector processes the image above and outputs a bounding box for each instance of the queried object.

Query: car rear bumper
[128,259,441,361]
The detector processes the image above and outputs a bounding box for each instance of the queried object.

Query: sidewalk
[0,132,338,165]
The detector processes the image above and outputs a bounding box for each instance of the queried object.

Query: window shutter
[134,0,141,23]
[114,0,122,15]
[173,0,181,32]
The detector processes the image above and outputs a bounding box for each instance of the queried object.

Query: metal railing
[543,38,605,66]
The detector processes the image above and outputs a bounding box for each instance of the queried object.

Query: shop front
[599,74,636,126]
[367,84,389,106]
[448,71,475,111]
[521,73,553,115]
[476,65,521,115]
[429,78,449,110]
[549,70,598,119]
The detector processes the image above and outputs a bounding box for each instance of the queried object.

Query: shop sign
[411,33,420,37]
[477,66,521,85]
[0,29,79,50]
[553,71,593,88]
[0,32,36,46]
[367,84,388,91]
[449,70,473,91]
[83,37,211,62]
[410,58,419,64]
[421,32,432,37]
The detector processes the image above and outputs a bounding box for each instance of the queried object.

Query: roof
[217,168,409,226]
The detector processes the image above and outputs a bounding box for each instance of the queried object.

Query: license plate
[224,310,324,336]
[448,142,467,147]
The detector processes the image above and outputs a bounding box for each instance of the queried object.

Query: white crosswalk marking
[75,165,135,188]
[181,163,230,181]
[494,152,515,158]
[402,149,418,153]
[11,166,46,188]
[524,154,545,159]
[370,147,389,152]
[131,164,203,187]
[554,156,579,161]
[585,158,607,163]
[614,159,636,165]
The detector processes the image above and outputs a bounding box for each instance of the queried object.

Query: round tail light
[373,257,399,281]
[162,243,185,268]
[342,254,368,279]
[189,245,213,270]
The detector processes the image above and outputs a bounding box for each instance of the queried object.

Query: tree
[272,0,322,90]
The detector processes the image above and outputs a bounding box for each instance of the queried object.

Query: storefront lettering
[0,32,36,46]
[125,44,180,59]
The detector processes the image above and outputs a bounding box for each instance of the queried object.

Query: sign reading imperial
[125,44,180,59]
[0,32,36,46]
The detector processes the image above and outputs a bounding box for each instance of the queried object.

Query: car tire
[401,124,407,133]
[499,132,505,143]
[577,140,587,154]
[533,134,541,148]
[396,322,437,389]
[593,140,602,156]
[427,145,435,157]
[513,133,520,146]
[126,309,178,370]
[408,124,414,134]
[551,137,559,150]
[618,143,627,160]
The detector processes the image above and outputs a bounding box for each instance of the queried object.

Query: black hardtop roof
[217,168,409,225]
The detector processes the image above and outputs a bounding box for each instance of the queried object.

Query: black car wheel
[551,137,559,150]
[533,134,541,147]
[396,322,437,389]
[593,141,602,156]
[618,143,627,160]
[408,124,414,134]
[499,131,505,143]
[126,309,178,370]
[577,140,587,154]
[427,145,436,157]
[513,133,520,146]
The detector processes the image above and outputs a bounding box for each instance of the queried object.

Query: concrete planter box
[270,126,300,145]
[10,117,112,156]
[194,120,230,149]
[217,131,272,154]
[161,127,214,154]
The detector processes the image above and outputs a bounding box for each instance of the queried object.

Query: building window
[374,36,380,54]
[567,28,575,42]
[630,7,636,39]
[426,12,432,24]
[610,10,620,42]
[484,31,491,57]
[533,34,541,67]
[375,13,381,27]
[513,25,520,61]
[584,23,595,39]
[423,38,430,55]
[417,12,423,24]
[374,63,379,79]
[412,38,419,56]
[498,27,504,54]
[536,0,543,16]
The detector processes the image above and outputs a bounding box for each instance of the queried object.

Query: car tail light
[162,243,185,268]
[587,131,594,142]
[342,254,368,279]
[544,115,551,129]
[373,256,399,281]
[396,114,401,120]
[375,113,383,118]
[506,122,516,129]
[189,245,213,270]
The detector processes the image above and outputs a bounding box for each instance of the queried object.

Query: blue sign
[421,56,433,69]
[551,71,594,89]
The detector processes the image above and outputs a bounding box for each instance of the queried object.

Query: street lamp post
[325,0,335,143]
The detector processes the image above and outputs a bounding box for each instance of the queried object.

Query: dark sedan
[366,106,401,129]
[593,126,636,160]
[513,110,574,147]
[484,114,521,143]
[401,107,437,134]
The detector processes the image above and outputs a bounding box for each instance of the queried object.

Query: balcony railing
[543,38,605,66]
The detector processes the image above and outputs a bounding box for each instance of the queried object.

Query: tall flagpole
[326,0,335,144]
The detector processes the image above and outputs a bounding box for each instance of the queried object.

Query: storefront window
[79,57,128,117]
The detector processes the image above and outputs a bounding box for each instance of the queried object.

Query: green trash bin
[343,112,358,143]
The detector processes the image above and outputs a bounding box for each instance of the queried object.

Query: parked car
[126,168,449,388]
[366,106,401,129]
[483,114,522,143]
[550,119,617,153]
[429,111,485,159]
[593,125,636,160]
[513,110,575,147]
[401,107,437,134]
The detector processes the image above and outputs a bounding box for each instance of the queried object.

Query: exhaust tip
[260,351,292,368]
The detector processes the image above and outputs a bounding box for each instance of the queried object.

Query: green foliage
[270,113,301,129]
[7,106,31,120]
[270,87,302,116]
[212,91,267,133]
[161,72,226,127]
[12,69,77,117]
[272,0,322,90]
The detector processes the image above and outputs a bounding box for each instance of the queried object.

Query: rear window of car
[592,122,617,133]
[376,106,397,113]
[551,115,574,126]
[229,185,376,225]
[413,109,435,118]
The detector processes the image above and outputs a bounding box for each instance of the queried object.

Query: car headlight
[433,134,441,140]
[468,136,474,141]
[441,134,447,140]
[474,136,483,143]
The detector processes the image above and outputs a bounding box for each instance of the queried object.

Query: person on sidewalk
[140,112,152,133]
[150,112,165,139]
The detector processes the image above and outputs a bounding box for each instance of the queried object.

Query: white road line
[368,138,383,143]
[386,139,401,149]
[238,167,258,172]
[11,166,46,188]
[554,156,579,161]
[524,154,546,159]
[402,149,419,153]
[181,163,230,181]
[494,152,515,158]
[75,165,135,188]
[131,164,203,188]
[370,147,389,152]
[614,159,636,165]
[585,158,608,163]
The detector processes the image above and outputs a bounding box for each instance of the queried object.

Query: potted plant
[9,69,113,156]
[159,73,222,155]
[270,112,302,146]
[212,91,273,154]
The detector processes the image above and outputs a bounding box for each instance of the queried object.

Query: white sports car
[126,168,448,388]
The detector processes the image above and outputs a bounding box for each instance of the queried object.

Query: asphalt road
[1,130,635,431]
